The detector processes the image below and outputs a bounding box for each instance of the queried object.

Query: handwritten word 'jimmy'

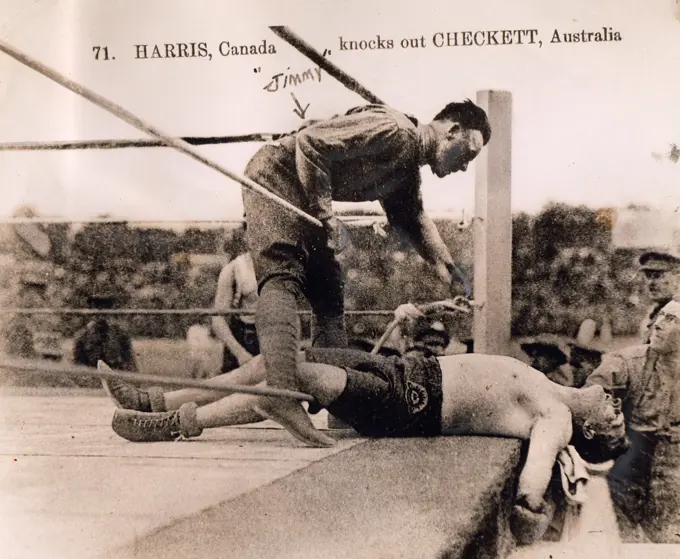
[264,66,322,93]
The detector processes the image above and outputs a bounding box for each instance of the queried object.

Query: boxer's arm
[212,262,251,364]
[381,187,455,276]
[295,111,412,222]
[516,406,572,511]
[416,210,456,272]
[511,410,570,545]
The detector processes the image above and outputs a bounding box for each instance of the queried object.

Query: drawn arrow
[291,92,310,119]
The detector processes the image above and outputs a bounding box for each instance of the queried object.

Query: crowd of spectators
[0,203,652,364]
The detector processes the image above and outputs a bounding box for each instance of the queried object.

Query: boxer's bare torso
[437,353,625,510]
[439,354,573,439]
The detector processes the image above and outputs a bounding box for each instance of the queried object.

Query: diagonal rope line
[0,39,322,229]
[0,133,288,151]
[269,26,384,105]
[0,356,315,401]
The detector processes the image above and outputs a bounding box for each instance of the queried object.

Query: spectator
[186,317,218,379]
[585,299,680,543]
[2,263,62,361]
[72,281,138,372]
[638,250,680,343]
[391,302,466,358]
[567,319,606,388]
[211,246,260,374]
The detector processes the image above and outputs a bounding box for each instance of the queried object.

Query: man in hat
[585,299,680,542]
[567,343,604,389]
[407,320,452,358]
[73,278,137,373]
[638,250,680,343]
[241,100,491,445]
[567,318,606,389]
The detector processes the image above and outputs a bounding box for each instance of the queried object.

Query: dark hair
[433,99,492,145]
[569,419,631,464]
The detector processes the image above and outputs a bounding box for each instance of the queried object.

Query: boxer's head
[570,384,630,464]
[428,100,491,178]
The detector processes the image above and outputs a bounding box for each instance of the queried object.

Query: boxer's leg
[304,240,349,419]
[100,355,267,412]
[305,238,348,350]
[243,195,336,444]
[163,355,267,410]
[113,363,340,447]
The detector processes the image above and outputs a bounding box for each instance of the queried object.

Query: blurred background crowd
[0,201,657,387]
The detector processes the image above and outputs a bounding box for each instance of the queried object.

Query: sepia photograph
[1,1,680,557]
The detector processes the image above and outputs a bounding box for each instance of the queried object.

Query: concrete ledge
[110,436,523,559]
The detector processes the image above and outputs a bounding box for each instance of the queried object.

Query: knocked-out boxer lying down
[101,349,629,542]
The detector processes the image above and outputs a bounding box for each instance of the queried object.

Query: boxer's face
[430,123,483,178]
[581,385,625,441]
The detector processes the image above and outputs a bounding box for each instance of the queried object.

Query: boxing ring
[0,23,512,349]
[0,26,530,559]
[0,23,512,394]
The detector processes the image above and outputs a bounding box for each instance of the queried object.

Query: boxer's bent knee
[253,243,308,294]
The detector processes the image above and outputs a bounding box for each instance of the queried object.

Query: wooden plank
[109,437,523,559]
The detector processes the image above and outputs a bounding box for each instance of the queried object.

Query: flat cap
[639,250,680,271]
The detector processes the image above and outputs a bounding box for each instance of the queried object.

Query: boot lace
[133,411,180,431]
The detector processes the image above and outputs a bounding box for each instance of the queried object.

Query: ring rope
[0,25,392,233]
[0,39,323,229]
[0,357,315,401]
[0,133,288,151]
[1,299,473,396]
[0,215,392,225]
[269,26,384,105]
[0,308,419,316]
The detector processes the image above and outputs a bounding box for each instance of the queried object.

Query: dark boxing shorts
[304,348,443,437]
